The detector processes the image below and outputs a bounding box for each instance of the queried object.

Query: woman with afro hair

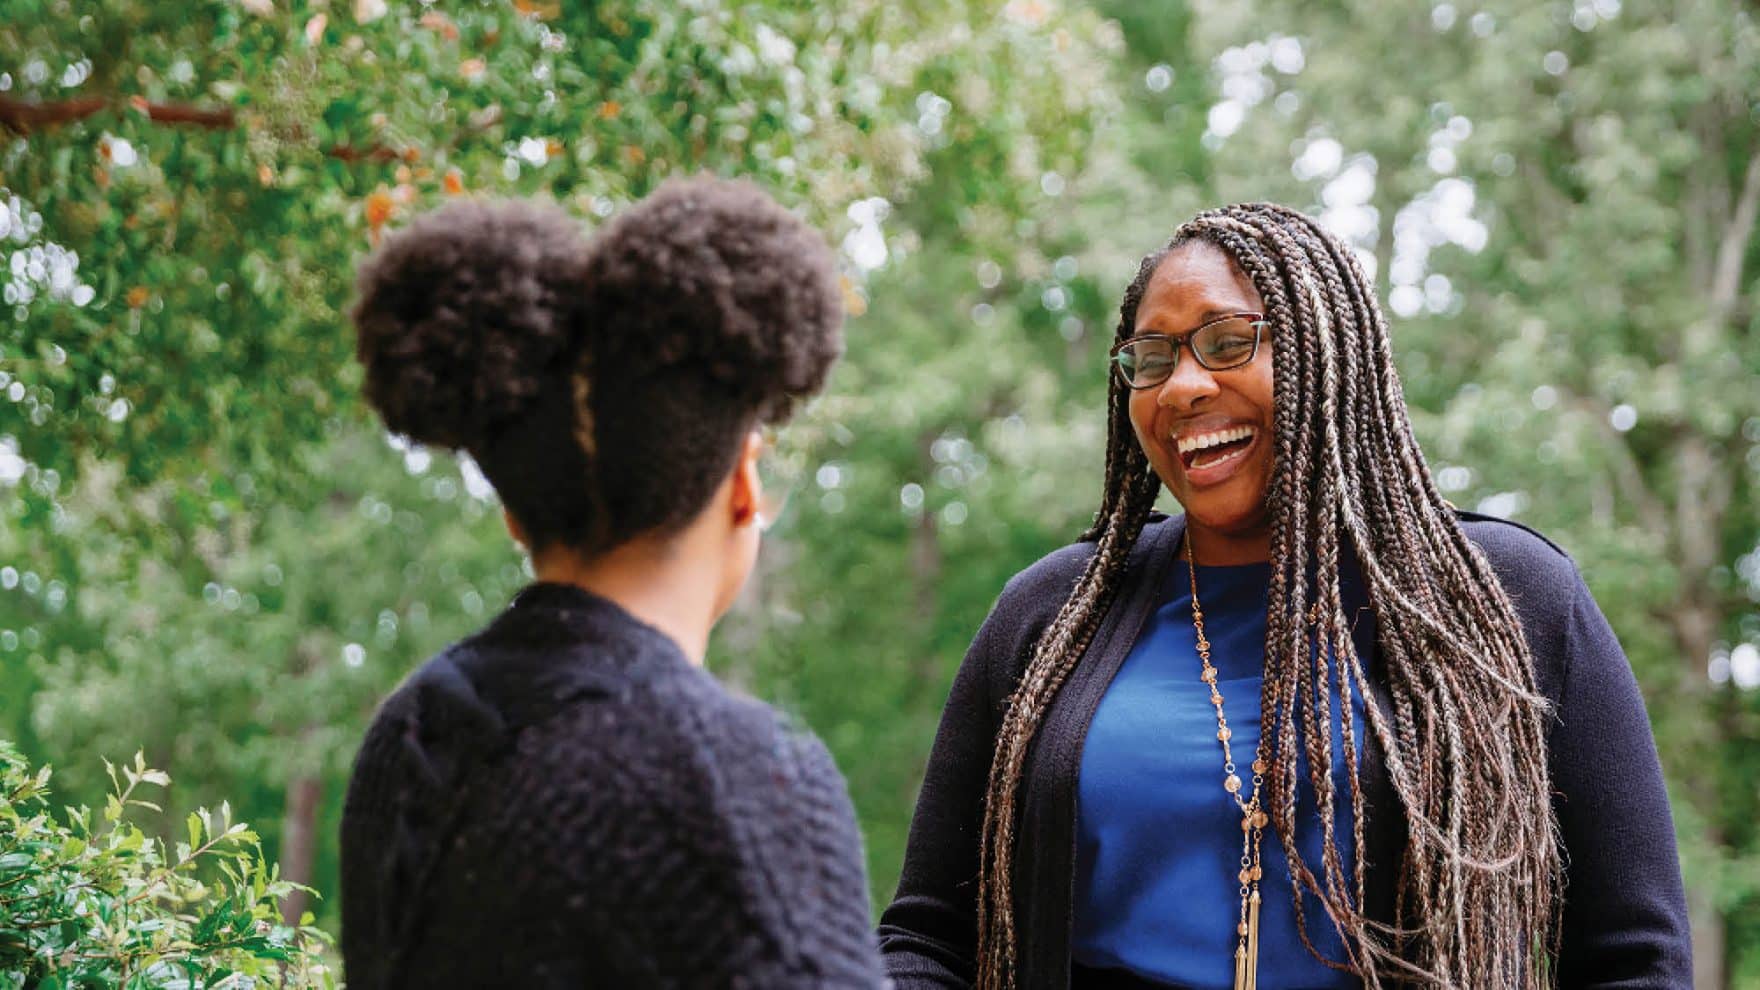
[339,177,884,988]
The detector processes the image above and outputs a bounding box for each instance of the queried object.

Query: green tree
[9,1,1754,985]
[1177,1,1760,983]
[1,0,1132,940]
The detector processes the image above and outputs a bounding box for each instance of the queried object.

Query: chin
[1184,502,1266,533]
[1173,473,1272,535]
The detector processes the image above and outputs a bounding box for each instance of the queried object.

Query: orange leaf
[621,145,645,166]
[460,58,487,80]
[365,189,395,230]
[258,164,275,186]
[394,165,412,183]
[419,11,459,40]
[97,140,113,161]
[545,138,564,157]
[597,100,621,120]
[839,275,867,317]
[126,287,149,309]
[403,146,421,164]
[443,169,465,195]
[511,0,560,19]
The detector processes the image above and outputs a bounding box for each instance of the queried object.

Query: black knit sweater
[340,583,885,988]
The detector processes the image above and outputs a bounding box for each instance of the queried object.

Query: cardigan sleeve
[1548,573,1693,987]
[877,545,1090,989]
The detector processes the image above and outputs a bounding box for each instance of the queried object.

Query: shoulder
[1454,508,1572,570]
[521,662,834,820]
[711,694,862,830]
[993,512,1179,615]
[959,513,1178,703]
[1452,509,1598,705]
[348,643,499,786]
[995,537,1096,611]
[1453,509,1583,618]
[765,722,865,856]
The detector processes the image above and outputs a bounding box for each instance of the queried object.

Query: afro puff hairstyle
[351,177,843,555]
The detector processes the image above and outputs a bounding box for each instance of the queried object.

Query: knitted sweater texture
[341,583,885,989]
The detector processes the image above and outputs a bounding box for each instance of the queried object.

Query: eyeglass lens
[1113,317,1261,388]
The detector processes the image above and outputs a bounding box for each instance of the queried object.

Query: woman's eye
[1205,336,1253,358]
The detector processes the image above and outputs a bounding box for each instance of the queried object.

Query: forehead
[1135,240,1263,332]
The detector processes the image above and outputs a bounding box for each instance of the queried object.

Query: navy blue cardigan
[878,512,1692,988]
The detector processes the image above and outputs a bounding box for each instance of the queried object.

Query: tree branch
[1569,394,1669,537]
[0,95,109,131]
[0,95,439,165]
[1673,434,1728,581]
[1711,153,1760,324]
[327,144,405,164]
[130,96,235,129]
[0,95,237,133]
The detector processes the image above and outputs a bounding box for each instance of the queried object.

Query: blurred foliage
[1174,2,1760,983]
[2,0,1758,986]
[0,743,333,987]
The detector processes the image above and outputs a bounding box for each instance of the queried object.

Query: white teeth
[1175,425,1256,455]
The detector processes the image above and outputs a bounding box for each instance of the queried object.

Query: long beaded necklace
[1185,533,1268,990]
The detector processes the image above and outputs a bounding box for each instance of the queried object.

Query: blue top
[1073,559,1371,989]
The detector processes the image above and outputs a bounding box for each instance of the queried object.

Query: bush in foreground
[0,742,332,987]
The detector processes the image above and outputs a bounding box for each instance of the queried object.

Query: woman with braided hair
[878,203,1690,989]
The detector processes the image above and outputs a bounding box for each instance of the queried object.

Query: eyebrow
[1134,307,1241,335]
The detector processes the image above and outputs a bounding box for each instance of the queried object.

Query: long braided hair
[974,203,1563,988]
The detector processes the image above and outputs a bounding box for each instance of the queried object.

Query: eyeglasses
[1109,312,1269,389]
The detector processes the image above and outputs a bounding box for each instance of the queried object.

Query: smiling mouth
[1175,425,1258,471]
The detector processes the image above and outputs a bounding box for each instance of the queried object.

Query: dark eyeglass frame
[1109,311,1269,390]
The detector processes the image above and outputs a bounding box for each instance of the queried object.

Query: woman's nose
[1155,348,1220,408]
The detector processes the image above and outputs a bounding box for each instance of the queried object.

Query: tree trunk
[1672,596,1728,990]
[1670,591,1726,989]
[279,641,325,928]
[1690,847,1728,990]
[279,771,322,927]
[912,430,943,689]
[1669,429,1734,990]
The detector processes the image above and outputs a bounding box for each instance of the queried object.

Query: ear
[503,507,530,549]
[728,430,764,528]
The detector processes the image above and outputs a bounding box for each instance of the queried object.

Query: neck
[1184,521,1272,565]
[530,537,719,665]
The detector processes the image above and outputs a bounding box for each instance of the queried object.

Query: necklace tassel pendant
[1246,889,1261,990]
[1193,538,1265,990]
